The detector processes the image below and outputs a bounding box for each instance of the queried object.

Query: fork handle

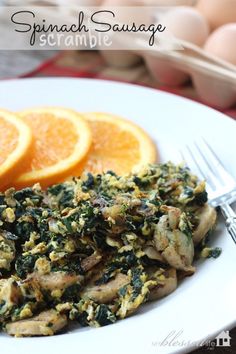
[220,204,236,244]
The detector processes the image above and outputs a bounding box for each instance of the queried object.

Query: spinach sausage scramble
[0,163,218,337]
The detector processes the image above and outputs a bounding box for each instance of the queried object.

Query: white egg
[145,0,197,5]
[197,0,236,31]
[204,23,236,66]
[66,0,103,4]
[144,6,210,86]
[162,6,210,46]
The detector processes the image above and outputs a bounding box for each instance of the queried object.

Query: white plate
[0,78,236,354]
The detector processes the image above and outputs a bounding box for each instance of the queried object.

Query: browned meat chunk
[81,273,130,303]
[25,271,83,291]
[5,309,67,336]
[0,278,22,321]
[193,205,217,244]
[154,207,195,272]
[0,232,15,271]
[81,252,102,272]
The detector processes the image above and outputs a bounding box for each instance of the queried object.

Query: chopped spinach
[207,247,222,259]
[62,284,81,302]
[95,304,116,326]
[15,254,39,278]
[131,268,144,300]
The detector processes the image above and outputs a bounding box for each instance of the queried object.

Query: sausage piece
[6,309,67,337]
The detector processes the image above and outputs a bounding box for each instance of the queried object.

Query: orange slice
[73,112,157,176]
[13,107,92,188]
[0,109,32,190]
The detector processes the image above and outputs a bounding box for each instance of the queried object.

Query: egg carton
[98,2,236,110]
[102,27,236,109]
[142,39,236,109]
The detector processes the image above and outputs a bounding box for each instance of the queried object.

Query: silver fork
[181,138,236,244]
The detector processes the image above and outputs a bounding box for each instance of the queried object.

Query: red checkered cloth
[21,50,236,120]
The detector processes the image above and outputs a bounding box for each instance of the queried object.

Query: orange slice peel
[13,107,92,188]
[73,112,157,176]
[0,109,33,190]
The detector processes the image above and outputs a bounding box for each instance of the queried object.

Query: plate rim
[0,77,235,354]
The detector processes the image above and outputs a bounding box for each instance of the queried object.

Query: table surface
[0,49,235,353]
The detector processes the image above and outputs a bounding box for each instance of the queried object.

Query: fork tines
[181,138,236,206]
